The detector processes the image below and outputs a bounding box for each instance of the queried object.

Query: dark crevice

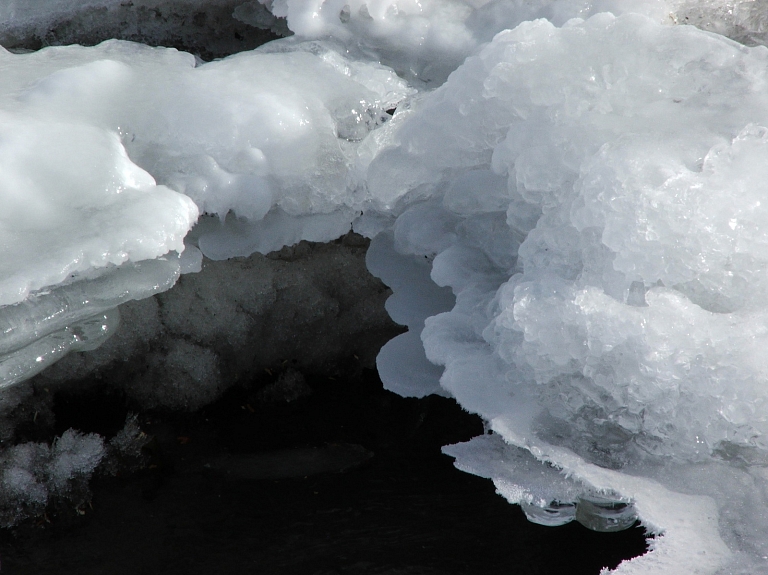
[0,367,648,574]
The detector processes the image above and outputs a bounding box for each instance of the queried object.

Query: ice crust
[5,0,768,572]
[0,429,104,527]
[0,32,411,383]
[357,11,768,574]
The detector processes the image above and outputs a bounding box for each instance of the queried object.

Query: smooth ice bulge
[0,110,196,307]
[0,32,411,383]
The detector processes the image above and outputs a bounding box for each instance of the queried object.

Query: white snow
[4,0,768,572]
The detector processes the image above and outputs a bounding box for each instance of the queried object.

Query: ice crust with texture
[357,11,768,574]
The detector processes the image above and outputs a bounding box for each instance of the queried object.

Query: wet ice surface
[4,0,768,573]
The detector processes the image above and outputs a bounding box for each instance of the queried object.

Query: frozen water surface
[5,0,768,573]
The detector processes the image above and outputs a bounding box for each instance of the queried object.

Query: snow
[4,0,768,572]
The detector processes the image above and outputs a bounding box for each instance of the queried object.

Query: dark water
[0,366,647,574]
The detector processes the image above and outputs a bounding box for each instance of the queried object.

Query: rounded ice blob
[0,111,198,307]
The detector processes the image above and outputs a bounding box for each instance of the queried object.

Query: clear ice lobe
[0,258,181,388]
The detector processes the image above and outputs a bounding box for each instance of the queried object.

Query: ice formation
[0,429,105,527]
[0,29,411,390]
[5,0,768,573]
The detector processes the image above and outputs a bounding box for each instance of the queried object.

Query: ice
[675,0,768,47]
[257,0,677,86]
[444,434,642,531]
[0,33,411,384]
[178,242,204,274]
[366,230,454,397]
[0,37,411,250]
[0,253,185,390]
[194,209,358,260]
[5,0,768,571]
[354,10,768,574]
[0,110,196,308]
[0,429,104,527]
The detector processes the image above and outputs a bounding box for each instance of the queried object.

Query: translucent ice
[0,258,181,388]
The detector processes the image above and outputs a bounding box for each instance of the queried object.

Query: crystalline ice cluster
[0,429,105,527]
[4,0,768,572]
